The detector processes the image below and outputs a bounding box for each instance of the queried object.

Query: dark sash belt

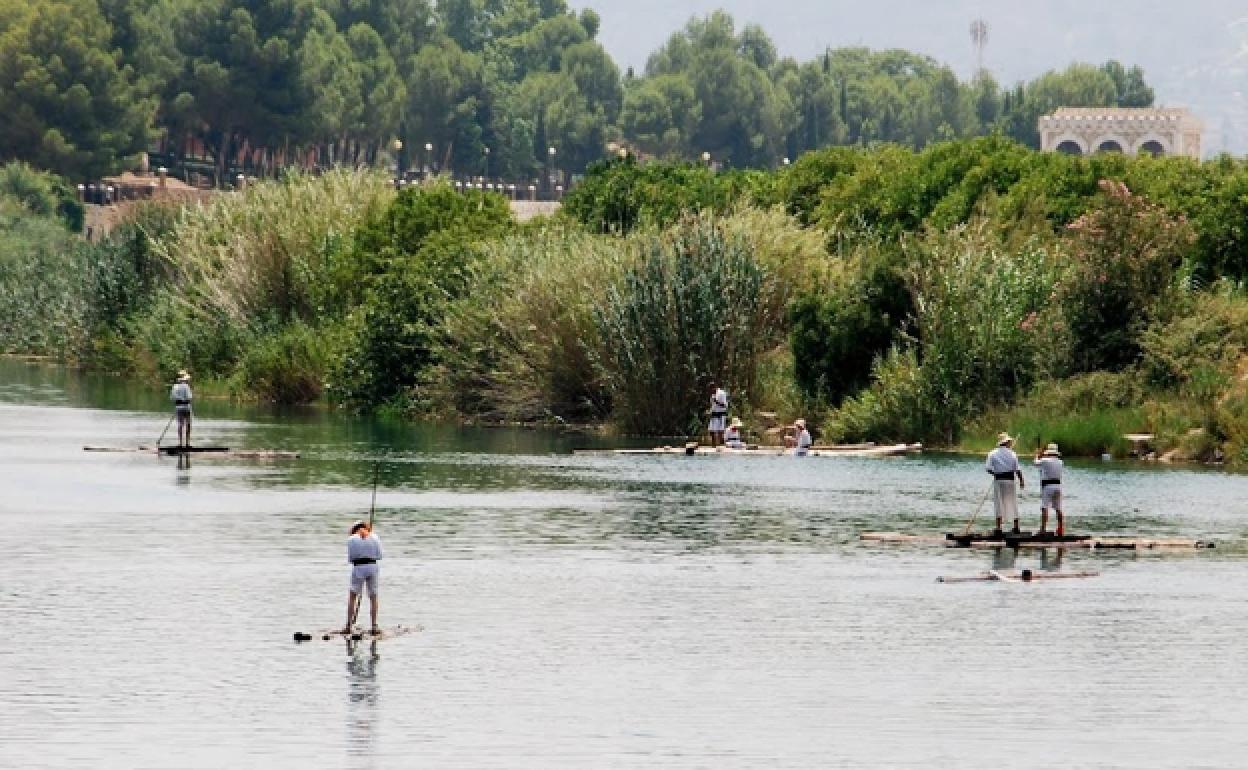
[351,558,377,565]
[992,472,1016,481]
[1041,479,1061,487]
[174,400,190,406]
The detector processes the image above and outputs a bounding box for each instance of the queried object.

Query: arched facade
[1038,108,1202,159]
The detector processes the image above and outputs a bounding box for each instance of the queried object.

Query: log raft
[575,442,923,458]
[860,531,1216,550]
[83,445,301,459]
[937,569,1101,583]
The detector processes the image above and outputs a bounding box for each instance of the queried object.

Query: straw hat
[1042,443,1061,457]
[730,417,743,428]
[996,432,1014,446]
[795,418,806,428]
[176,369,191,382]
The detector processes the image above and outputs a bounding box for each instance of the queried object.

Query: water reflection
[345,639,380,759]
[176,452,191,485]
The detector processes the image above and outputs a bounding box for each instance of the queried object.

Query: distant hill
[576,0,1248,154]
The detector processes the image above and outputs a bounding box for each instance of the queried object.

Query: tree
[0,0,156,179]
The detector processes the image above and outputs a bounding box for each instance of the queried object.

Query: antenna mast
[970,19,989,78]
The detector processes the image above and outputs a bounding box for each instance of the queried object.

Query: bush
[352,182,512,275]
[789,240,910,405]
[232,322,330,403]
[432,225,624,421]
[81,201,179,335]
[0,161,83,231]
[0,199,87,354]
[332,229,492,409]
[827,223,1061,444]
[1139,292,1248,389]
[591,214,792,434]
[157,169,396,327]
[1059,180,1195,373]
[562,156,744,234]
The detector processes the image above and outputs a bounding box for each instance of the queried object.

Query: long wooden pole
[155,413,176,448]
[961,481,993,535]
[350,462,381,629]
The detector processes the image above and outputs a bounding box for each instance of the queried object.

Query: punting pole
[349,461,382,630]
[962,481,993,535]
[155,413,176,448]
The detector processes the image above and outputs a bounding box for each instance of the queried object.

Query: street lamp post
[701,151,711,169]
[483,146,490,183]
[424,142,433,175]
[547,146,557,196]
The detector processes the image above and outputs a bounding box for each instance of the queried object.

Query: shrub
[827,222,1061,444]
[789,240,910,405]
[432,225,625,421]
[1058,180,1194,373]
[591,214,792,434]
[156,169,395,327]
[562,156,742,234]
[1139,292,1248,389]
[0,161,83,231]
[332,230,491,409]
[232,322,330,403]
[0,199,87,354]
[351,182,512,275]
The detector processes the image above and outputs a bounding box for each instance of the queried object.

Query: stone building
[1038,107,1203,159]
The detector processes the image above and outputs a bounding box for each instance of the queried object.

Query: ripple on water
[2,379,1248,768]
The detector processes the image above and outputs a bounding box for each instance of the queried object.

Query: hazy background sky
[571,0,1248,154]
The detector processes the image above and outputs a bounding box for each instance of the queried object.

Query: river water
[1,359,1246,769]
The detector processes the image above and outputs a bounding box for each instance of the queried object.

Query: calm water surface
[2,359,1247,769]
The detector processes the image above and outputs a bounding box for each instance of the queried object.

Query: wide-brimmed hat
[176,369,191,382]
[997,432,1014,446]
[730,417,743,427]
[794,418,806,428]
[1042,443,1061,457]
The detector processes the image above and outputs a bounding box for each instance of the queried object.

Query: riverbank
[8,143,1248,463]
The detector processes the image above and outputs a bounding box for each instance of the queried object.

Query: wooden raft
[576,442,923,458]
[294,625,421,643]
[83,445,300,459]
[937,569,1101,583]
[860,531,1216,550]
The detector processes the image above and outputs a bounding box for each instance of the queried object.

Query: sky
[570,0,1248,154]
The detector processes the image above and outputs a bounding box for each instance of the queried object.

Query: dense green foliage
[16,137,1248,466]
[332,187,512,408]
[0,1,1155,182]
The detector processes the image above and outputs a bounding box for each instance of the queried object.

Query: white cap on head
[997,432,1014,446]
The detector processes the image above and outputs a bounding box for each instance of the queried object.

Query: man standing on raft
[707,382,729,447]
[985,432,1025,534]
[1034,443,1065,536]
[170,370,193,448]
[345,520,383,635]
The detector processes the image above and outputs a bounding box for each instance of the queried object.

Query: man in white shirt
[793,418,812,456]
[724,417,745,449]
[707,383,729,447]
[1033,443,1065,536]
[169,370,193,448]
[344,520,383,634]
[985,432,1025,534]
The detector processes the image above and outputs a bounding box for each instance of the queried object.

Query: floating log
[83,445,300,459]
[575,442,922,458]
[295,625,421,643]
[861,531,1216,550]
[938,569,1101,583]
